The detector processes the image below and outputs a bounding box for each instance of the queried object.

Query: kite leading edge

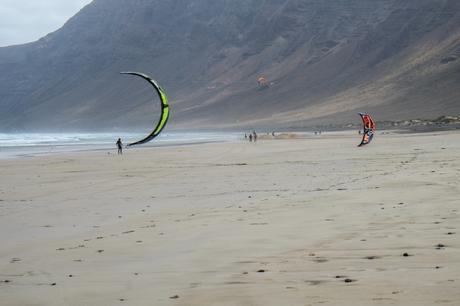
[120,72,170,147]
[358,112,376,147]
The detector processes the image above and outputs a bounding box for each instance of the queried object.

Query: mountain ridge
[1,0,460,131]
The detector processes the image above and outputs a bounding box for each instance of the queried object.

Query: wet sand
[0,131,459,306]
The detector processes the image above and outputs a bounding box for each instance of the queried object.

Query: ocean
[0,132,242,159]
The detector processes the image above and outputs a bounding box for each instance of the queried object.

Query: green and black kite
[120,72,170,147]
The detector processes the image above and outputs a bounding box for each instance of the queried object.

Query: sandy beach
[0,130,459,306]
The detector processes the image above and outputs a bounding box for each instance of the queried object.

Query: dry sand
[0,131,459,306]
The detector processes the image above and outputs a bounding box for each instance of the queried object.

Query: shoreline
[0,137,241,160]
[2,128,458,160]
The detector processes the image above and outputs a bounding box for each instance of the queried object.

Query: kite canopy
[358,112,376,147]
[257,76,268,87]
[120,72,170,147]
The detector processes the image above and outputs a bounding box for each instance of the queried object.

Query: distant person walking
[116,138,123,155]
[253,131,258,142]
[249,134,253,142]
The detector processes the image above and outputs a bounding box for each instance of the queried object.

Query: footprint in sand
[313,258,328,263]
[68,245,85,250]
[305,280,325,286]
[364,256,381,260]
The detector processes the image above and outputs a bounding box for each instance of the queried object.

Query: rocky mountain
[1,0,460,131]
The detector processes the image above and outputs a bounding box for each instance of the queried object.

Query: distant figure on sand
[116,138,123,155]
[249,134,253,142]
[253,131,258,142]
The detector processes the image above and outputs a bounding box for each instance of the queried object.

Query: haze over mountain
[1,0,460,131]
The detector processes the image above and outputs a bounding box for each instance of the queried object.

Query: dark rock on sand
[344,279,356,283]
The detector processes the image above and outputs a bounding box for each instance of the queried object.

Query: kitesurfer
[116,138,123,155]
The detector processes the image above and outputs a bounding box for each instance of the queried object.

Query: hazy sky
[0,0,93,47]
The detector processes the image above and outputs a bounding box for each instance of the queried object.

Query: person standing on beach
[249,134,253,142]
[116,138,123,155]
[253,131,258,142]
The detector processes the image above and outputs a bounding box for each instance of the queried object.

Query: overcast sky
[0,0,93,47]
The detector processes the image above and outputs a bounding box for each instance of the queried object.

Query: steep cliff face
[1,0,460,131]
